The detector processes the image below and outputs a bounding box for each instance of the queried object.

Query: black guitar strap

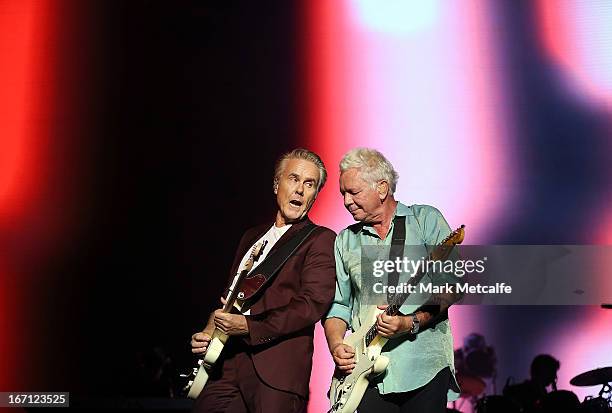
[241,222,318,306]
[387,215,406,304]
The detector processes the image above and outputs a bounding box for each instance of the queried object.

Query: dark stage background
[1,0,304,397]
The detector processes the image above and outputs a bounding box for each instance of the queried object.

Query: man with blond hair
[324,148,461,412]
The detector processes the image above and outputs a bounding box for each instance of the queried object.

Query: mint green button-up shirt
[326,203,460,399]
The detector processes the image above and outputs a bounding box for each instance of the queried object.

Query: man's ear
[273,179,279,194]
[377,181,389,200]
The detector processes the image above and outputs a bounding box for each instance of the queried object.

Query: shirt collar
[361,202,413,238]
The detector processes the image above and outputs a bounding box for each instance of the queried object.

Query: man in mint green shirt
[324,148,461,413]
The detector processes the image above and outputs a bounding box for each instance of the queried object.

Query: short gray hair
[274,148,328,191]
[339,148,399,194]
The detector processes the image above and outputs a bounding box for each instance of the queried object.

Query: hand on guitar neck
[374,305,414,338]
[213,297,249,336]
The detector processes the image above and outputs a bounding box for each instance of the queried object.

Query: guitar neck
[220,239,267,314]
[364,237,462,347]
[222,270,247,313]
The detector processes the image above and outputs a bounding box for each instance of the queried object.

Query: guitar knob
[197,359,203,366]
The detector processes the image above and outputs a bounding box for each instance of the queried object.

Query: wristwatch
[409,313,420,334]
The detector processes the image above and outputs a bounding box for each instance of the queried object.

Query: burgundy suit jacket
[225,217,336,398]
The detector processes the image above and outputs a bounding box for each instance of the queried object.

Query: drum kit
[451,308,612,412]
[451,334,498,412]
[570,367,612,413]
[454,366,612,413]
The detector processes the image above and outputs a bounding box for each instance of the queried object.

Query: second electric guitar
[328,225,465,413]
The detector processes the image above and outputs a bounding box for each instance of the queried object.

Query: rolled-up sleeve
[325,233,353,328]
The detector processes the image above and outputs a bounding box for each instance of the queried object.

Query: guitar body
[186,329,229,399]
[329,306,390,413]
[186,364,208,399]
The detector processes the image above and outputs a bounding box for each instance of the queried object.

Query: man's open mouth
[290,200,303,207]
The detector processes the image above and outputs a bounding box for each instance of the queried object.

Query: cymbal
[456,372,486,397]
[570,367,612,386]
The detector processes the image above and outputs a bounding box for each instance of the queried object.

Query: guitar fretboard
[363,252,431,346]
[363,227,462,347]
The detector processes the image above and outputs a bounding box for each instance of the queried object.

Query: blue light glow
[352,0,439,33]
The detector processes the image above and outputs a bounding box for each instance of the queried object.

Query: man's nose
[296,182,304,195]
[343,192,353,206]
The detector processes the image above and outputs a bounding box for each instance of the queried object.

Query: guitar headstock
[244,240,268,272]
[429,225,465,261]
[386,224,467,314]
[442,225,465,246]
[252,240,267,258]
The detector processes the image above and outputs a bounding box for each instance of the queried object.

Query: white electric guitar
[328,225,465,413]
[182,240,267,399]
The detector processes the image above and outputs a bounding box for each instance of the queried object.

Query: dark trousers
[191,350,305,413]
[358,367,452,413]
